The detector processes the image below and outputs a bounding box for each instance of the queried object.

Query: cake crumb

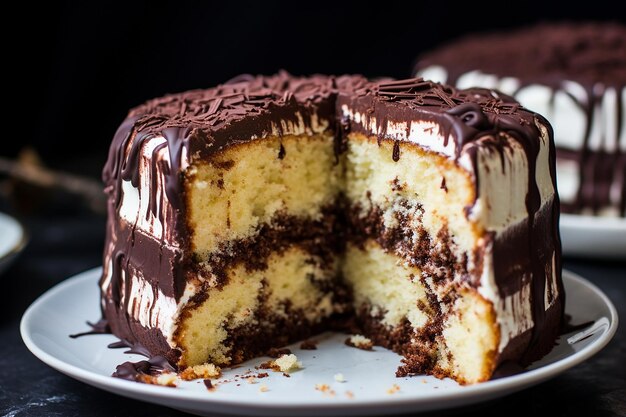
[333,373,346,383]
[246,376,257,384]
[315,383,336,397]
[345,334,373,351]
[274,354,302,372]
[345,390,354,399]
[259,384,269,392]
[179,363,221,381]
[261,354,302,373]
[267,347,292,358]
[154,373,178,387]
[386,384,401,394]
[203,379,216,391]
[257,372,269,378]
[299,340,318,350]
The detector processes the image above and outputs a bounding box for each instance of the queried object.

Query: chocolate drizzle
[107,338,176,382]
[392,141,400,161]
[69,319,110,338]
[112,356,175,382]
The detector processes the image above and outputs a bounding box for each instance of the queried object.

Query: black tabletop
[1,207,624,417]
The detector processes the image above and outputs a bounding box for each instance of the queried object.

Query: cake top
[119,73,544,158]
[103,73,551,217]
[342,78,544,156]
[126,71,369,138]
[415,22,626,87]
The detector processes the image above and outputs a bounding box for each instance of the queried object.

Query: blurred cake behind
[414,22,626,217]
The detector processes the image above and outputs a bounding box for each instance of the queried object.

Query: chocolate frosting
[100,72,562,376]
[337,78,545,158]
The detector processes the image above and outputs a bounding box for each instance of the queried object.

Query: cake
[100,72,563,384]
[414,22,626,217]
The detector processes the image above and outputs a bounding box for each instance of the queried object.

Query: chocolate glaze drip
[107,338,176,382]
[112,355,175,382]
[100,72,562,377]
[392,141,400,161]
[107,338,153,357]
[415,22,626,216]
[69,319,110,338]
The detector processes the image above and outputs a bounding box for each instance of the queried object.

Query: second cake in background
[414,22,626,218]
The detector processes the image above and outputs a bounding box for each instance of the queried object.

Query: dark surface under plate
[0,206,624,417]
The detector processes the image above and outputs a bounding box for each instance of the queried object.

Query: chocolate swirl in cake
[337,77,562,361]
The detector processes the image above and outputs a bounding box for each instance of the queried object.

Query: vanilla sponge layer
[344,241,498,383]
[345,133,480,258]
[343,242,431,329]
[186,134,342,255]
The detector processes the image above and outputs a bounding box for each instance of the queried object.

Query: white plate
[0,211,27,275]
[21,268,617,417]
[560,214,626,259]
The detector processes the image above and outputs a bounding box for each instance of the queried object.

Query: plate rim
[560,213,626,230]
[20,267,619,412]
[0,211,28,265]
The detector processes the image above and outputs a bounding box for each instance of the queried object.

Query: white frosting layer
[249,112,329,140]
[100,250,200,345]
[118,136,172,243]
[341,105,459,157]
[497,281,533,351]
[476,215,559,352]
[126,271,178,333]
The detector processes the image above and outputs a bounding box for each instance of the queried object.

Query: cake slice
[100,73,563,384]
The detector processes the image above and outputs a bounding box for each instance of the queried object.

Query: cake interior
[173,131,500,384]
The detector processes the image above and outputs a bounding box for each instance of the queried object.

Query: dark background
[9,1,626,177]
